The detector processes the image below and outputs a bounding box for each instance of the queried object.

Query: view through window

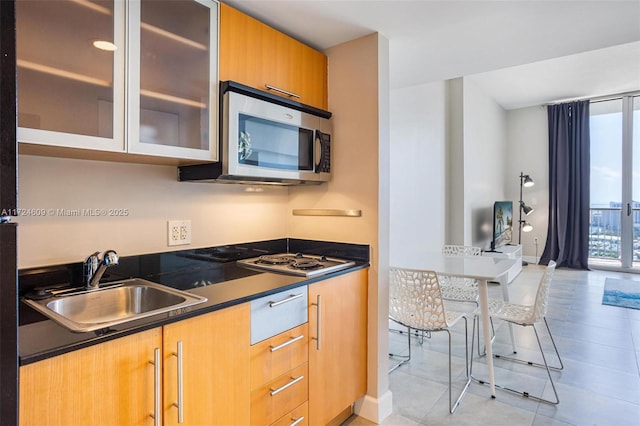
[589,95,640,268]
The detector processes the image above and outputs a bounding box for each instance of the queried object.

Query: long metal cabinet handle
[172,341,184,423]
[269,293,304,308]
[264,84,301,99]
[311,294,321,350]
[269,375,304,396]
[290,416,305,426]
[270,334,304,352]
[150,348,161,426]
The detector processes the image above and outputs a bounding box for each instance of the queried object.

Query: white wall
[506,106,549,261]
[389,78,546,263]
[447,78,465,245]
[16,155,289,268]
[391,77,507,257]
[462,77,508,248]
[390,82,447,264]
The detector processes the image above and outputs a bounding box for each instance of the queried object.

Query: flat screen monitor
[492,201,513,251]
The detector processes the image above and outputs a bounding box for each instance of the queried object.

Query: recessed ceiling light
[92,40,117,51]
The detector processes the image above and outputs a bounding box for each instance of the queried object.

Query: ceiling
[224,0,640,110]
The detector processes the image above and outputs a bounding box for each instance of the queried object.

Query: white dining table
[401,253,518,398]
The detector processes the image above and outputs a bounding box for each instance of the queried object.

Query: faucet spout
[87,250,119,289]
[83,251,100,289]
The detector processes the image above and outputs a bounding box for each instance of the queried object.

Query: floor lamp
[519,172,534,265]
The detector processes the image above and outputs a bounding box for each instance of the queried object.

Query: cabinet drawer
[251,363,308,426]
[251,323,308,389]
[251,286,308,344]
[271,401,308,426]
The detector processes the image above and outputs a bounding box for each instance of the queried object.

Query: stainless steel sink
[23,278,207,332]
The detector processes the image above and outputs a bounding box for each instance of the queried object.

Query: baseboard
[353,390,393,424]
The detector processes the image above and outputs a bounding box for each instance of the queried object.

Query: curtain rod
[543,90,640,106]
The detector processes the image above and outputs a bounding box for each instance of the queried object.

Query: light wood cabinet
[163,303,251,426]
[308,268,368,425]
[249,292,309,426]
[219,3,328,110]
[16,0,219,163]
[19,328,161,426]
[19,303,251,426]
[271,401,308,426]
[19,268,367,426]
[250,323,309,389]
[251,362,308,425]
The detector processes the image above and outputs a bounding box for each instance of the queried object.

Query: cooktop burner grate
[237,253,356,277]
[289,259,322,270]
[256,255,294,265]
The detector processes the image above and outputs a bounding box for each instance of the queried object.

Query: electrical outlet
[179,221,191,244]
[168,220,191,246]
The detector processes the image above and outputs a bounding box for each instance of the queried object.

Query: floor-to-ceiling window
[589,94,640,269]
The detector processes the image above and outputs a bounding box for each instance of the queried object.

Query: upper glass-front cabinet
[128,0,218,160]
[16,0,126,152]
[16,0,219,162]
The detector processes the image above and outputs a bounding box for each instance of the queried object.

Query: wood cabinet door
[162,303,251,426]
[219,3,327,110]
[298,46,328,110]
[308,268,368,425]
[19,328,162,426]
[219,3,265,89]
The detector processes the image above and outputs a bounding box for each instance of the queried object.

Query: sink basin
[23,278,207,332]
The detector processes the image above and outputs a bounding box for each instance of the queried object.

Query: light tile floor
[344,265,640,425]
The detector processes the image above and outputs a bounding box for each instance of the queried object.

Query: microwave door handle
[314,131,322,171]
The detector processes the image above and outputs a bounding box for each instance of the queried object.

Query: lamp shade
[521,203,534,216]
[522,221,533,232]
[523,175,534,187]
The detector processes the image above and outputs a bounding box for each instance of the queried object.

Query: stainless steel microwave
[179,81,332,185]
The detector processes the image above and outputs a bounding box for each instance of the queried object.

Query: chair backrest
[442,245,482,257]
[389,267,448,331]
[529,260,557,323]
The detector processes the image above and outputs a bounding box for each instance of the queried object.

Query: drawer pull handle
[172,341,184,424]
[270,334,304,352]
[149,348,161,426]
[290,416,305,426]
[265,84,301,99]
[312,294,321,350]
[269,293,304,308]
[270,375,304,396]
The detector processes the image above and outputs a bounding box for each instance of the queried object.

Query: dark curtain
[540,100,590,269]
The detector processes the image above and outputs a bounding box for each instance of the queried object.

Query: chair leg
[389,327,431,344]
[493,318,563,371]
[470,319,561,405]
[388,325,412,373]
[448,317,471,413]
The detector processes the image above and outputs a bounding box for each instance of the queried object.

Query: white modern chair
[388,267,471,413]
[439,245,496,355]
[439,245,482,305]
[470,260,563,404]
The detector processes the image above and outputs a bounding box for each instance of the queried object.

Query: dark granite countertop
[19,238,369,365]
